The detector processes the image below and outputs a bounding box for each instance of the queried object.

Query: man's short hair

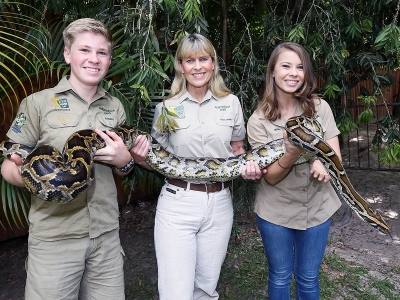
[62,18,113,52]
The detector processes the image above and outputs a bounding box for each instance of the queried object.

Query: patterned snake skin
[0,116,390,233]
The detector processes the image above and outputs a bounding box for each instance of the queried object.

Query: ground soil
[1,169,399,300]
[1,126,399,299]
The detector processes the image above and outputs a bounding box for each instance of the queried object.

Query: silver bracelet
[116,157,135,172]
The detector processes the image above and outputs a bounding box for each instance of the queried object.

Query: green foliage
[288,24,305,43]
[323,84,342,101]
[1,0,400,226]
[375,23,400,52]
[372,114,400,166]
[0,2,52,110]
[154,105,180,133]
[336,108,358,136]
[1,176,30,229]
[357,95,376,124]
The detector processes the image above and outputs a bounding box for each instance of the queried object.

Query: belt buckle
[205,182,212,193]
[205,182,221,193]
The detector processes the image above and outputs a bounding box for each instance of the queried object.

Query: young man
[1,18,148,300]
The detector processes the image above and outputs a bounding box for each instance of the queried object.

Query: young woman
[132,33,263,299]
[247,42,342,300]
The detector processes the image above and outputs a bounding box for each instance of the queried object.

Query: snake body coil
[0,116,390,234]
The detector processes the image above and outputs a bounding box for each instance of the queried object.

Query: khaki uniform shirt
[151,90,246,182]
[247,99,341,230]
[7,77,126,240]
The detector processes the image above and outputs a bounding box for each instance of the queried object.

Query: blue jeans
[256,215,330,300]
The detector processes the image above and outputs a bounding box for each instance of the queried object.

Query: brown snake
[0,116,390,234]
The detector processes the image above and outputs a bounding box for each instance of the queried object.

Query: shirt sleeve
[247,110,271,149]
[115,98,126,125]
[317,99,340,140]
[230,95,246,142]
[6,95,41,147]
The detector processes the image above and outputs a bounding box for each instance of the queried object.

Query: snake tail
[286,117,391,234]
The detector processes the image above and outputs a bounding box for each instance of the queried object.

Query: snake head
[369,209,391,234]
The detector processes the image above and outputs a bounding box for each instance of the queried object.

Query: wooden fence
[336,70,400,120]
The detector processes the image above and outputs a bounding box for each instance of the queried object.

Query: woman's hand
[241,161,267,180]
[283,130,304,158]
[129,135,150,165]
[310,159,330,182]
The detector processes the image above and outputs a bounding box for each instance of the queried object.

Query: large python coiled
[0,116,390,234]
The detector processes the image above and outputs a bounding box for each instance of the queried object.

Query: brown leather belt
[167,178,227,193]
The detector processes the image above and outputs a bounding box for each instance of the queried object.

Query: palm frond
[0,2,51,106]
[1,176,30,229]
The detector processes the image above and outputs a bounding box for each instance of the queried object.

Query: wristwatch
[116,157,135,172]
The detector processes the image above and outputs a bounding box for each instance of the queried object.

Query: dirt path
[328,170,400,284]
[0,169,399,299]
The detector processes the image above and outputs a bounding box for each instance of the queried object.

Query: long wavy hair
[167,33,231,99]
[257,42,319,120]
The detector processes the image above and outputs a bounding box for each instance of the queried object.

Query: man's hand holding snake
[2,146,24,187]
[93,129,132,171]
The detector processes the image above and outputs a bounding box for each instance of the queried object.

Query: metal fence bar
[335,103,400,172]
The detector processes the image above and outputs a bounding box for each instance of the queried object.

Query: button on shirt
[247,99,342,230]
[7,77,126,240]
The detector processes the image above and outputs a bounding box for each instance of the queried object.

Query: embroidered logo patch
[169,105,185,118]
[15,112,26,126]
[215,105,230,111]
[99,107,115,115]
[11,112,26,133]
[58,115,71,121]
[51,97,69,109]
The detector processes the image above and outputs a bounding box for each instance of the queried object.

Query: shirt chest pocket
[96,113,119,129]
[45,114,80,148]
[169,118,192,146]
[47,114,80,129]
[269,128,285,144]
[215,118,234,142]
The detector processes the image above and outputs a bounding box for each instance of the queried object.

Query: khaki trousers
[25,228,125,300]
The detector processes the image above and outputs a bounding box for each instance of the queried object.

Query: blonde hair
[257,42,319,120]
[63,18,113,52]
[167,33,231,99]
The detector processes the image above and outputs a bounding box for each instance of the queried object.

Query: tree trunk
[221,0,228,63]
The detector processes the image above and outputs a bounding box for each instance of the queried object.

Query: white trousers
[154,182,234,300]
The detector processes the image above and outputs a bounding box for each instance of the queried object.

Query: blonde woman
[133,33,263,299]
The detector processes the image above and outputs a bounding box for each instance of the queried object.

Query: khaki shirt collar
[177,90,217,104]
[54,76,110,102]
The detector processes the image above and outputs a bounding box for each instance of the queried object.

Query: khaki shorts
[25,229,125,300]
